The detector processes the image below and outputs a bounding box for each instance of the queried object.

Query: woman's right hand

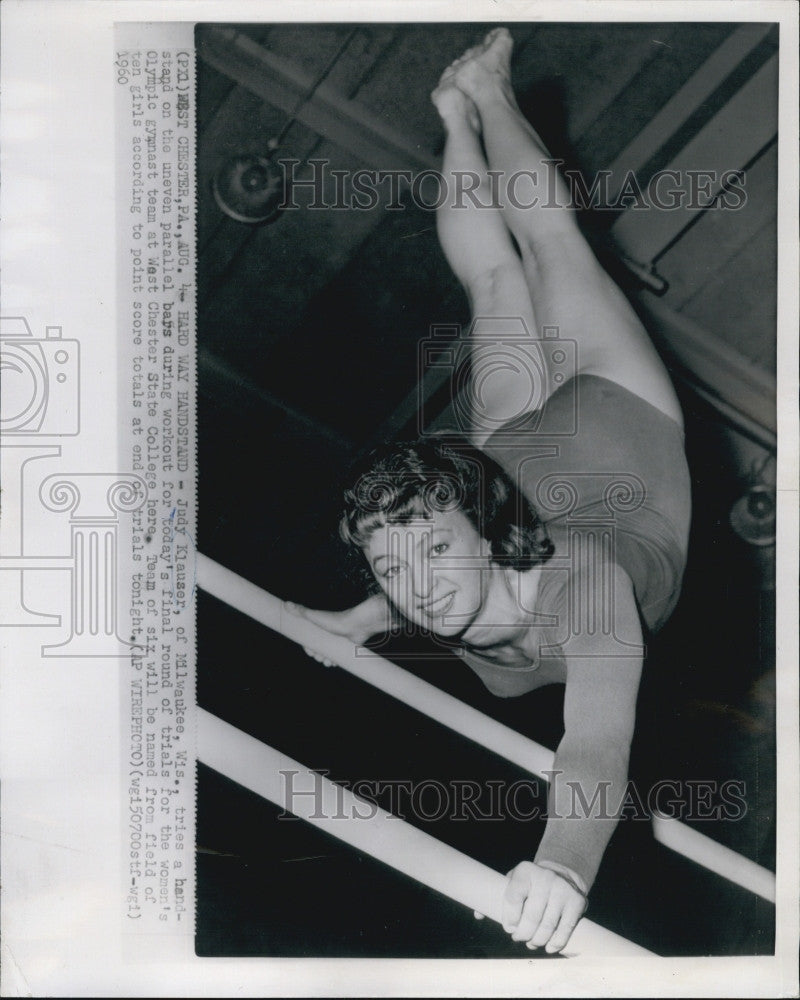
[284,595,391,666]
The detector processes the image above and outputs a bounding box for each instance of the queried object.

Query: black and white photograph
[1,3,798,996]
[195,18,782,960]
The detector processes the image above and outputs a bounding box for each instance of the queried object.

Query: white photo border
[1,1,797,996]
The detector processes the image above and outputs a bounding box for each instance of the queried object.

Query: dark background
[194,21,777,957]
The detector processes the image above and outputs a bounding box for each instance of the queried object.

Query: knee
[468,258,522,296]
[519,229,608,295]
[466,258,535,321]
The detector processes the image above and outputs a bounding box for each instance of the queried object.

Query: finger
[511,882,549,942]
[544,894,587,954]
[473,911,484,920]
[502,865,532,932]
[302,646,334,667]
[526,892,564,950]
[505,865,549,940]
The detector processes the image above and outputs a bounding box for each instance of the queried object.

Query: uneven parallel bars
[197,707,652,957]
[651,814,777,903]
[196,553,777,904]
[196,553,555,779]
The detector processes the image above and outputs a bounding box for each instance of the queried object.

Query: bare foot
[430,82,481,133]
[437,27,515,107]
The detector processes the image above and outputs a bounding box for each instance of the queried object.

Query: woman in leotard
[289,28,691,954]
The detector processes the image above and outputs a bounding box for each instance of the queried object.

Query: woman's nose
[410,555,433,599]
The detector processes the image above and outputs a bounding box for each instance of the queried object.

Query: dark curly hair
[339,434,554,592]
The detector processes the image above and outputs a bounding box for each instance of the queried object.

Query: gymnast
[289,27,691,953]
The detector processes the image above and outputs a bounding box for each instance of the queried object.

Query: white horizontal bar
[197,707,652,957]
[633,292,777,442]
[652,813,776,903]
[606,24,775,201]
[196,552,556,780]
[612,53,778,263]
[196,554,776,905]
[199,26,440,175]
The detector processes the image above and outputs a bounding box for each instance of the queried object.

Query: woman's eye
[382,565,403,579]
[431,543,448,556]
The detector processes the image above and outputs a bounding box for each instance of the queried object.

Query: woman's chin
[430,621,467,639]
[403,597,477,637]
[427,610,475,639]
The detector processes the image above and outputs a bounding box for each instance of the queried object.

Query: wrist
[534,859,589,898]
[357,593,393,638]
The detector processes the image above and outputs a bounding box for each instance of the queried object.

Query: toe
[487,26,512,45]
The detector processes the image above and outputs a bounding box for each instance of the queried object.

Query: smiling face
[364,507,492,636]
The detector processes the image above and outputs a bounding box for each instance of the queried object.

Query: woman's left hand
[498,861,587,953]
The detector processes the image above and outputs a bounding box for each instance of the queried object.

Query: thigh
[520,235,684,430]
[462,259,543,447]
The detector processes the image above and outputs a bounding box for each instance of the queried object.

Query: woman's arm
[501,563,644,952]
[285,592,395,651]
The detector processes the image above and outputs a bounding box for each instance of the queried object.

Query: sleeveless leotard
[462,373,691,698]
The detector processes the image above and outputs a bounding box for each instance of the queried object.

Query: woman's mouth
[419,592,456,617]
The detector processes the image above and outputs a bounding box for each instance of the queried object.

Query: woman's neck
[460,563,542,649]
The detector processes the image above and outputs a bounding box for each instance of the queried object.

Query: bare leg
[445,28,683,428]
[431,84,532,318]
[431,82,544,445]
